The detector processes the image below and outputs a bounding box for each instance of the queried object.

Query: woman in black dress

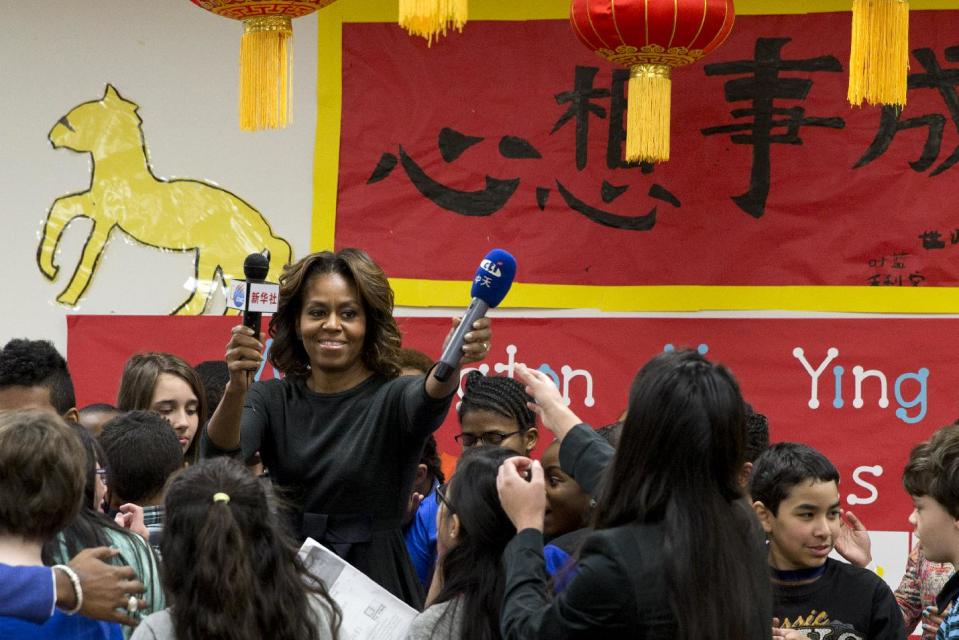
[203,248,491,607]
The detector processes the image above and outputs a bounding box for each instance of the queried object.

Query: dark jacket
[498,423,773,639]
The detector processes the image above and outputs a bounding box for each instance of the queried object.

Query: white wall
[0,1,318,352]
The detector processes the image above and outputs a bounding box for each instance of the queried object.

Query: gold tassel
[626,64,671,164]
[239,16,293,131]
[399,0,468,45]
[848,0,909,108]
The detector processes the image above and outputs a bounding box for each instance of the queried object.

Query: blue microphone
[434,249,517,382]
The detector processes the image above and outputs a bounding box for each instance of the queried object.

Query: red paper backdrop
[335,12,959,289]
[68,315,958,533]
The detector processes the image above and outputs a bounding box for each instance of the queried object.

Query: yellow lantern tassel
[626,64,671,164]
[239,16,293,131]
[848,0,909,108]
[399,0,468,45]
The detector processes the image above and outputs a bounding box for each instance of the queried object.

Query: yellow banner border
[314,0,959,312]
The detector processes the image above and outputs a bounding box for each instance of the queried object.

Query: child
[902,426,959,638]
[750,442,905,639]
[130,457,340,640]
[398,348,446,590]
[117,352,206,465]
[455,372,538,455]
[407,447,516,640]
[540,439,593,583]
[45,424,166,637]
[0,410,123,639]
[99,410,184,550]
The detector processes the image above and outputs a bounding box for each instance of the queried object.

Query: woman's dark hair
[116,352,207,464]
[269,249,402,379]
[592,349,765,640]
[431,446,516,640]
[457,372,534,431]
[162,458,341,640]
[41,423,159,585]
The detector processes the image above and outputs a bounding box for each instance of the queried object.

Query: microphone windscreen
[243,253,270,282]
[470,249,517,308]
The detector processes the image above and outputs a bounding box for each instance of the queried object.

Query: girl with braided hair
[455,372,538,456]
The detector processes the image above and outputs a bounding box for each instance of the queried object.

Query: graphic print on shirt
[781,610,863,639]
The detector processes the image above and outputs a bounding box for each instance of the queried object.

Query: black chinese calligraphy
[866,252,924,286]
[856,46,959,176]
[367,88,681,231]
[702,38,844,219]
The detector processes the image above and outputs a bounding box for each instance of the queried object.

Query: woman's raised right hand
[225,325,264,393]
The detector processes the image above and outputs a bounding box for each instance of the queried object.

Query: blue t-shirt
[403,483,440,588]
[0,610,122,640]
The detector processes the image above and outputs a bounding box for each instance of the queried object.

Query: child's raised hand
[833,509,872,568]
[513,363,581,442]
[115,503,149,543]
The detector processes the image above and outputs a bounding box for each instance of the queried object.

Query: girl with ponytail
[130,458,340,640]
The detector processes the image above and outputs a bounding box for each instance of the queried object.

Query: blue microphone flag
[470,249,516,308]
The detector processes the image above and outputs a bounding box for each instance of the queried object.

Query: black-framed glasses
[454,431,522,447]
[95,468,108,484]
[435,483,455,514]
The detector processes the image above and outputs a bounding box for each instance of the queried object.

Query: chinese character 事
[701,37,844,219]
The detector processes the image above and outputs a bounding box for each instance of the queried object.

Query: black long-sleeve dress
[202,373,454,608]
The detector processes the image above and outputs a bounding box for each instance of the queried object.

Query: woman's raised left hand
[447,316,492,364]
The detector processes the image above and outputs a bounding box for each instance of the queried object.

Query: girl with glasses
[407,446,516,640]
[455,372,537,456]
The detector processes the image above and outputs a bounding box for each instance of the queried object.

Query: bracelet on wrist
[52,564,83,615]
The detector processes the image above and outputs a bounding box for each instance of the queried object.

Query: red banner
[68,314,956,536]
[334,12,959,290]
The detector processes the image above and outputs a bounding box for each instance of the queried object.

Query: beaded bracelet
[52,564,83,615]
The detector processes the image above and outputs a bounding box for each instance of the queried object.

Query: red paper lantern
[190,1,339,131]
[570,0,735,163]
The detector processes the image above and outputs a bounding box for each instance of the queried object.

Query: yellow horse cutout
[39,85,292,315]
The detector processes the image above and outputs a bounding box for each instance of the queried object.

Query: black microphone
[433,249,517,383]
[243,253,270,335]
